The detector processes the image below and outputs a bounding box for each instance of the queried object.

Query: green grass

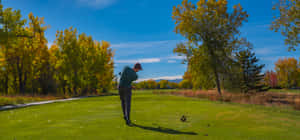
[0,90,300,140]
[268,89,300,94]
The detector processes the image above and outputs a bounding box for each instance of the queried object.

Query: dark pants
[119,87,132,121]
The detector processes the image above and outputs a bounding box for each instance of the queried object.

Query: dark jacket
[119,66,138,88]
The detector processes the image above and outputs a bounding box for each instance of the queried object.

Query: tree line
[0,3,114,96]
[131,80,179,89]
[265,57,300,89]
[125,80,189,90]
[131,57,300,92]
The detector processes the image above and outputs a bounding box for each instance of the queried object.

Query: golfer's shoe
[126,120,132,126]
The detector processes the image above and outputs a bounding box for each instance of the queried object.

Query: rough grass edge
[0,92,115,107]
[153,90,300,111]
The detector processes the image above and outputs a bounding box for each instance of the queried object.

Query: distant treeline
[128,80,186,90]
[0,4,114,96]
[265,57,300,89]
[134,80,179,90]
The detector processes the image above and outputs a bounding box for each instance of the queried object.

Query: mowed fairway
[0,90,300,140]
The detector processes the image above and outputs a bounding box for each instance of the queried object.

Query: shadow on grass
[132,123,197,135]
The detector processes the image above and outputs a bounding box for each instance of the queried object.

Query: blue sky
[3,0,299,81]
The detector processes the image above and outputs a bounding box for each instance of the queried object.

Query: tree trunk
[214,68,222,95]
[13,72,18,94]
[208,47,222,96]
[5,73,8,94]
[17,58,25,94]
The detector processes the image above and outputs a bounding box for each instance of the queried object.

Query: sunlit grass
[0,90,299,140]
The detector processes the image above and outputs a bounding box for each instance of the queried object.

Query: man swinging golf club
[119,63,142,125]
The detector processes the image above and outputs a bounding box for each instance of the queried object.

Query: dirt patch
[153,90,300,110]
[294,98,300,110]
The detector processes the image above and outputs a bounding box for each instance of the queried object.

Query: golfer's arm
[132,72,138,81]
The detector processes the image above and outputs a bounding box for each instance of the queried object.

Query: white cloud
[115,55,186,64]
[165,55,185,63]
[167,60,176,63]
[254,46,286,55]
[112,40,187,64]
[260,55,299,62]
[255,48,274,55]
[111,40,181,48]
[115,58,161,64]
[77,0,117,9]
[167,55,185,60]
[111,40,186,59]
[136,75,183,82]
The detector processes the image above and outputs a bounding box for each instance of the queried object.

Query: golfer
[119,63,142,125]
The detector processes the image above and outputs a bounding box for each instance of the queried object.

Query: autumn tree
[134,80,158,89]
[135,81,146,89]
[148,80,158,89]
[0,2,114,96]
[158,80,169,89]
[275,57,300,88]
[55,28,114,95]
[0,1,26,45]
[271,0,299,51]
[173,0,250,95]
[0,6,26,94]
[10,13,50,94]
[169,82,179,89]
[93,41,114,93]
[264,70,278,88]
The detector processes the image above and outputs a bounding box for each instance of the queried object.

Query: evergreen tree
[236,50,265,93]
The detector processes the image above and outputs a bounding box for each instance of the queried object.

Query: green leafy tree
[271,0,299,51]
[188,47,215,90]
[173,0,250,95]
[179,79,193,89]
